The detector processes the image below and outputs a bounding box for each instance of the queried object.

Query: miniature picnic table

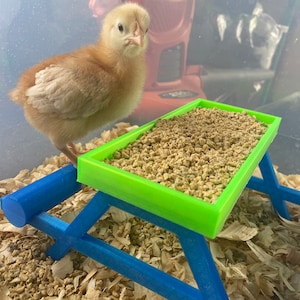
[1,151,300,300]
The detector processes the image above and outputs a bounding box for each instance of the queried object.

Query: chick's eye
[118,23,124,33]
[145,28,149,33]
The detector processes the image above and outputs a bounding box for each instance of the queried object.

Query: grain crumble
[106,108,267,203]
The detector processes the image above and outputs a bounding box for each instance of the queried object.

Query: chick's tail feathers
[9,87,25,105]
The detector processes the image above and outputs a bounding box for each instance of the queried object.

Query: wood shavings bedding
[0,122,299,300]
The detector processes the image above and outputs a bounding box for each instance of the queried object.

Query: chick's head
[101,3,150,58]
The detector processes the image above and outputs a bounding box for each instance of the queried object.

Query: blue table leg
[46,192,110,260]
[178,231,227,300]
[247,151,300,220]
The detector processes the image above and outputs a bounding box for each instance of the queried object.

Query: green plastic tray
[78,99,281,238]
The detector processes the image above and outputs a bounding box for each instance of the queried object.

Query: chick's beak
[128,23,144,47]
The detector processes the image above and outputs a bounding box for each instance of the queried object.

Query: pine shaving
[217,221,258,241]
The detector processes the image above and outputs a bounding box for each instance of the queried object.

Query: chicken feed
[106,108,267,203]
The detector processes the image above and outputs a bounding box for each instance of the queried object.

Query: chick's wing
[26,64,112,120]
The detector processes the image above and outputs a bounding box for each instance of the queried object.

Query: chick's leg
[67,142,80,156]
[56,144,78,167]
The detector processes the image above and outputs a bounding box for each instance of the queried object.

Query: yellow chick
[9,3,150,166]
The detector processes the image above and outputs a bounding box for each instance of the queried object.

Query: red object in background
[89,0,206,123]
[133,0,206,122]
[89,0,122,23]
